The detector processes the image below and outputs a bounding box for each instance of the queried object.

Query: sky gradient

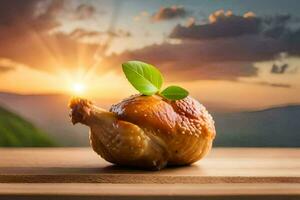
[0,0,299,111]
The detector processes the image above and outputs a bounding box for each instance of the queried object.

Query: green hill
[0,105,56,147]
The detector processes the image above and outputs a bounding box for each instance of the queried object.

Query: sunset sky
[0,0,299,110]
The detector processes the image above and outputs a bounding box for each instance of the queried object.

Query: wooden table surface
[0,148,299,199]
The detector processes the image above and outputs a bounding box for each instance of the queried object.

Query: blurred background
[0,0,299,147]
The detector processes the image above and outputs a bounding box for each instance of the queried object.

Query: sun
[72,82,86,95]
[57,67,95,97]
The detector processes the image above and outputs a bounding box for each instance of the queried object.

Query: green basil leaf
[122,61,163,95]
[160,86,189,100]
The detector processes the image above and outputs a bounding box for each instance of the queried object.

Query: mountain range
[213,105,300,147]
[0,92,299,147]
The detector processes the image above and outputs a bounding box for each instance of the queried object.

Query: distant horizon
[1,90,299,113]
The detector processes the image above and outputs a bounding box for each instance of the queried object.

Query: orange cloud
[152,5,188,22]
[0,0,105,74]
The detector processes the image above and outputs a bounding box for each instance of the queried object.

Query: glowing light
[72,82,86,94]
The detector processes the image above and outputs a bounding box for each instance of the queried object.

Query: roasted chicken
[69,94,216,170]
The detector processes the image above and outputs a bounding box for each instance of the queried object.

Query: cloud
[170,10,261,40]
[170,10,299,48]
[69,28,101,40]
[33,0,66,30]
[263,14,292,39]
[0,66,15,73]
[99,11,300,81]
[0,2,298,85]
[0,0,102,73]
[99,40,259,81]
[0,58,19,73]
[152,5,188,22]
[169,11,300,58]
[73,4,96,20]
[0,0,39,26]
[252,81,291,88]
[270,52,293,74]
[286,29,300,55]
[0,31,100,73]
[0,0,130,73]
[101,33,288,66]
[107,29,132,37]
[0,0,64,31]
[271,63,289,74]
[68,28,131,41]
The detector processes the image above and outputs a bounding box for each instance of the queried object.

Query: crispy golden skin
[69,95,216,170]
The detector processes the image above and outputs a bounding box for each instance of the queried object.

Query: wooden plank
[0,148,299,199]
[0,148,299,183]
[0,183,299,199]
